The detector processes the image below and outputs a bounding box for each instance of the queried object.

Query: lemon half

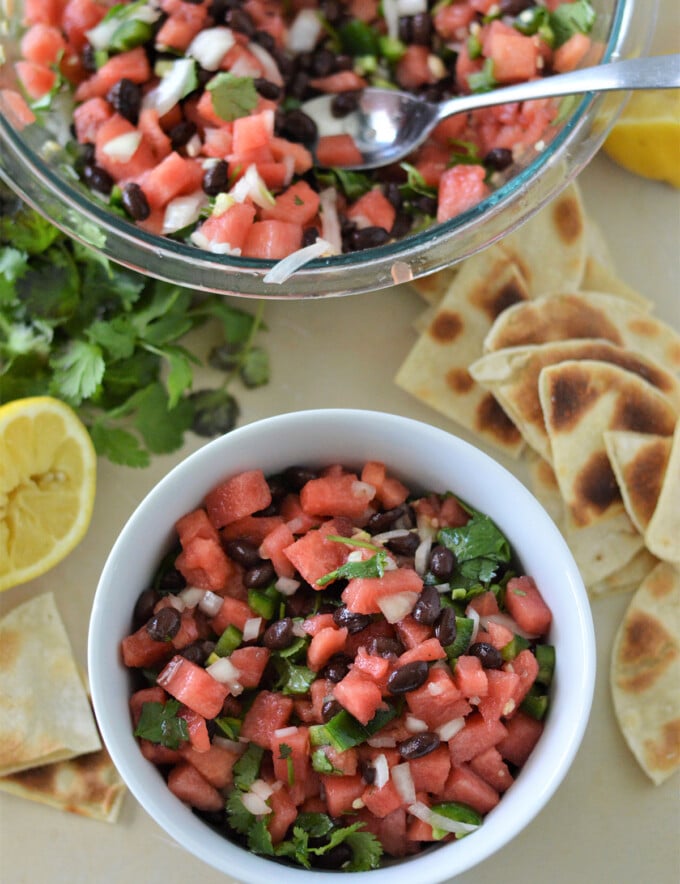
[603,89,680,188]
[0,397,97,592]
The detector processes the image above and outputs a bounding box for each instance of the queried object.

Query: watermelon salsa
[122,460,556,871]
[13,0,598,265]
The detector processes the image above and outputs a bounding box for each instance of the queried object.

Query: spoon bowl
[304,54,680,170]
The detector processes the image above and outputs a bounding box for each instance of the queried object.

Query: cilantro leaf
[240,345,270,388]
[133,698,189,749]
[549,0,596,47]
[226,790,275,855]
[468,57,498,93]
[90,423,150,467]
[232,743,264,790]
[189,387,240,436]
[438,510,511,585]
[273,656,317,695]
[49,339,105,404]
[317,549,390,587]
[207,73,259,122]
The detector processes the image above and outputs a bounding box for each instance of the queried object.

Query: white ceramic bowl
[88,409,595,884]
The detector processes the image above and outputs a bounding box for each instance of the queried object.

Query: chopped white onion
[190,229,243,255]
[274,726,299,739]
[179,586,205,608]
[352,480,377,503]
[408,800,479,835]
[382,0,400,40]
[466,606,480,643]
[434,583,452,593]
[281,152,296,187]
[143,58,196,118]
[377,591,418,624]
[229,52,262,78]
[87,3,161,50]
[162,595,186,612]
[383,557,399,572]
[241,790,272,816]
[427,681,444,696]
[397,0,427,14]
[100,131,142,161]
[184,133,202,157]
[206,656,242,692]
[248,41,284,86]
[371,528,411,545]
[162,191,209,234]
[263,237,336,284]
[187,27,235,71]
[414,536,432,576]
[292,620,307,638]
[319,188,342,254]
[482,612,538,640]
[427,53,447,80]
[275,576,300,596]
[373,753,390,790]
[285,516,306,534]
[405,716,429,734]
[436,716,466,741]
[213,736,247,754]
[231,163,275,209]
[391,762,416,804]
[250,778,274,800]
[286,8,323,52]
[242,617,263,642]
[366,735,397,748]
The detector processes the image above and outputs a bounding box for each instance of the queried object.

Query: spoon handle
[434,54,680,124]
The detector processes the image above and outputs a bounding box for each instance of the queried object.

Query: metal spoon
[302,54,680,170]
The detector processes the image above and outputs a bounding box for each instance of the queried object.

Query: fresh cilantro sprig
[133,698,189,749]
[317,547,390,587]
[0,188,269,466]
[437,505,511,586]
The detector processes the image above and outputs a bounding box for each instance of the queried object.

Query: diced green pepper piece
[500,633,531,662]
[467,32,482,59]
[110,19,153,52]
[214,716,242,740]
[311,747,342,775]
[429,802,483,840]
[378,35,406,63]
[520,688,549,721]
[444,617,475,660]
[214,624,242,657]
[309,705,398,752]
[535,644,556,686]
[247,585,281,620]
[339,19,380,56]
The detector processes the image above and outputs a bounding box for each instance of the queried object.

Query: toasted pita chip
[538,361,678,530]
[589,547,660,597]
[610,562,680,785]
[604,430,673,536]
[496,183,587,293]
[646,421,680,564]
[471,340,680,462]
[0,593,102,777]
[409,266,459,305]
[483,291,680,371]
[527,453,644,587]
[0,746,126,822]
[395,246,530,457]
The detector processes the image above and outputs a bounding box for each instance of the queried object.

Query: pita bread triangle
[610,562,680,785]
[483,291,680,372]
[645,421,680,564]
[471,340,680,462]
[538,360,678,530]
[0,593,102,777]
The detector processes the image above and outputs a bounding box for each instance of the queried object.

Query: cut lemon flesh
[602,89,680,188]
[0,397,97,592]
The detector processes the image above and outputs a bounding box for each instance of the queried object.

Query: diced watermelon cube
[454,654,489,698]
[306,626,349,672]
[259,521,296,579]
[157,655,229,719]
[409,745,452,794]
[283,520,349,589]
[240,691,294,748]
[496,710,544,766]
[205,469,272,529]
[140,151,204,210]
[229,646,270,688]
[300,471,376,519]
[505,576,552,636]
[271,725,311,805]
[129,686,168,726]
[179,742,240,789]
[211,595,259,634]
[362,777,405,818]
[436,164,490,223]
[477,669,521,721]
[507,648,540,707]
[398,637,447,665]
[178,707,211,752]
[320,773,365,817]
[241,220,304,259]
[439,763,500,814]
[260,180,320,226]
[469,746,514,793]
[342,568,424,615]
[448,713,508,766]
[347,189,396,234]
[167,761,223,811]
[333,668,385,726]
[315,134,363,168]
[267,784,298,844]
[175,535,232,592]
[121,624,174,669]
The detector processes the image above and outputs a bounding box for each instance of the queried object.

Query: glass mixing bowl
[0,0,657,299]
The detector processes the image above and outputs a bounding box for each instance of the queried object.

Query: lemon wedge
[602,89,680,188]
[0,397,97,592]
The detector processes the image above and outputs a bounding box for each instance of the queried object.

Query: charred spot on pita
[622,440,669,524]
[613,393,677,435]
[553,193,582,244]
[446,367,475,394]
[429,310,463,343]
[544,366,597,432]
[573,451,621,522]
[643,720,680,774]
[617,610,678,693]
[476,393,521,445]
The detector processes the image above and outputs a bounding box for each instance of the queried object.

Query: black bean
[321,654,352,683]
[330,90,360,118]
[334,54,353,72]
[398,16,412,43]
[385,532,420,557]
[383,182,403,210]
[321,697,343,721]
[484,146,514,171]
[226,8,255,36]
[469,641,504,670]
[254,78,282,101]
[134,588,160,627]
[414,194,437,215]
[332,606,372,634]
[202,160,230,196]
[106,78,142,124]
[282,465,318,491]
[410,13,432,45]
[390,212,413,239]
[287,70,312,101]
[276,108,318,145]
[398,731,441,760]
[368,636,404,659]
[284,584,318,618]
[365,506,405,535]
[434,607,457,647]
[500,0,534,14]
[252,29,276,53]
[320,0,343,26]
[82,164,114,195]
[360,759,375,784]
[411,584,442,626]
[350,226,391,251]
[81,44,97,73]
[314,843,353,870]
[263,618,295,650]
[244,561,276,588]
[302,226,320,247]
[121,182,150,221]
[157,567,187,593]
[387,660,429,694]
[222,539,259,568]
[311,48,336,77]
[180,639,216,665]
[169,119,197,151]
[430,545,455,581]
[146,606,181,642]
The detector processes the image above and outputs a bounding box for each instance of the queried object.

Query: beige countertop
[1,5,679,882]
